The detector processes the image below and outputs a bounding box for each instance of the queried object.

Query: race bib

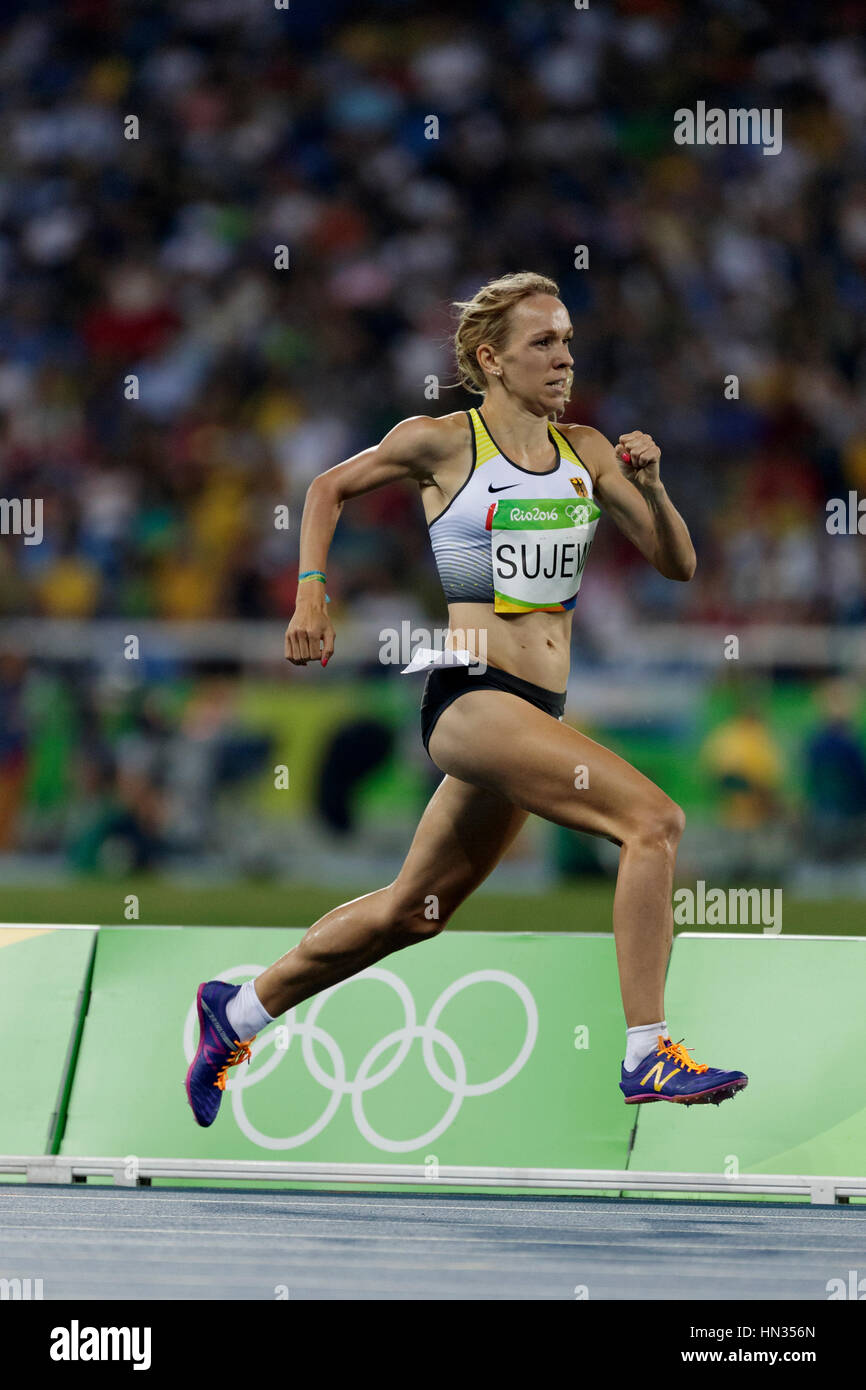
[486,497,600,614]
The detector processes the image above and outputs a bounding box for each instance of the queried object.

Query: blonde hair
[453,271,562,395]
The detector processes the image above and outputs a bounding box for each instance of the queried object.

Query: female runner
[186,271,747,1125]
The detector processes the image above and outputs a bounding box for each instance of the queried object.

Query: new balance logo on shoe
[641,1061,682,1091]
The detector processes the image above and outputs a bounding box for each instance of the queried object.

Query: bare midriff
[444,600,572,693]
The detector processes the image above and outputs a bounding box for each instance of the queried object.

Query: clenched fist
[285,597,335,667]
[615,431,661,492]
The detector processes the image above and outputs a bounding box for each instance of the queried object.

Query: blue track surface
[1,1185,864,1300]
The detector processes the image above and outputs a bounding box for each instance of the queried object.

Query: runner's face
[497,296,574,413]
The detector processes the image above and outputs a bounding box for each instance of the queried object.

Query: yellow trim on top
[548,423,586,470]
[473,410,590,476]
[470,408,500,468]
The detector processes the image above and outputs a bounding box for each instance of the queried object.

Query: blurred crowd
[4,646,865,876]
[1,0,866,631]
[0,653,275,869]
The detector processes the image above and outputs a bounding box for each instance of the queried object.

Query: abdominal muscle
[444,601,573,692]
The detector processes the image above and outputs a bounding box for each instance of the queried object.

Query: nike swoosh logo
[488,483,520,493]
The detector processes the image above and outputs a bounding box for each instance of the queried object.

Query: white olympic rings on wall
[183,965,538,1153]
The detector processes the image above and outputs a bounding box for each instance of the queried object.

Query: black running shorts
[420,662,567,754]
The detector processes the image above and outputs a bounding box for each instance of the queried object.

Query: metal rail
[1,1155,862,1204]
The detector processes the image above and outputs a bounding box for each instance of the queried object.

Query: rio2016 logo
[183,966,538,1153]
[508,505,559,523]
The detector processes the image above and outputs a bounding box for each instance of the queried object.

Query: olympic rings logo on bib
[183,965,538,1152]
[565,501,595,525]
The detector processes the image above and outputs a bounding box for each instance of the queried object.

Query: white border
[0,1155,860,1205]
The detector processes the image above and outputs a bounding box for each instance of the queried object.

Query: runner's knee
[623,797,685,853]
[385,884,452,940]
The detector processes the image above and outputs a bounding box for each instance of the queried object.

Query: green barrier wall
[7,926,863,1194]
[626,934,866,1194]
[0,927,96,1154]
[60,927,632,1171]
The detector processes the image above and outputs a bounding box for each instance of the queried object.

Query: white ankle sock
[225,978,275,1040]
[625,1022,668,1072]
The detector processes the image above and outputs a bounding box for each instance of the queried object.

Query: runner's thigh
[427,690,679,845]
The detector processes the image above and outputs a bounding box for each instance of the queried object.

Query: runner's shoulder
[556,422,613,484]
[381,412,471,478]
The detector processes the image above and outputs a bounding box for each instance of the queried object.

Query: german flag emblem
[569,476,588,498]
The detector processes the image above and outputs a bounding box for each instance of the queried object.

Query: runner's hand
[285,597,335,667]
[615,431,661,491]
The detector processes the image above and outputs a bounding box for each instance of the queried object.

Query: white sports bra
[428,408,599,613]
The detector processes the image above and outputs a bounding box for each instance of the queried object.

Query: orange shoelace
[657,1037,708,1075]
[213,1039,254,1090]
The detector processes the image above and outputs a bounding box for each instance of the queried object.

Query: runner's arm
[569,426,696,581]
[286,416,449,666]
